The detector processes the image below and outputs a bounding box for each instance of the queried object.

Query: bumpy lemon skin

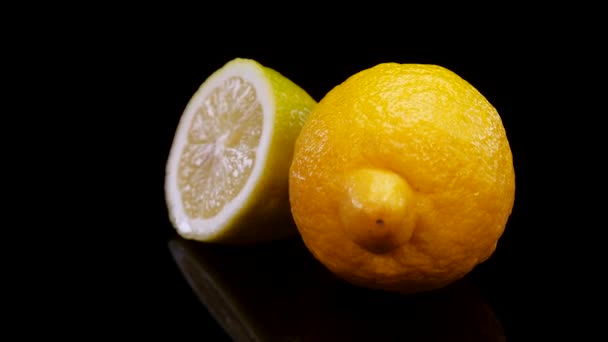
[289,63,515,293]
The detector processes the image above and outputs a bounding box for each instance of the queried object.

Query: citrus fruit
[165,58,316,244]
[289,63,515,293]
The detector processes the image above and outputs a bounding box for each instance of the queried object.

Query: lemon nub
[177,76,263,219]
[339,168,417,254]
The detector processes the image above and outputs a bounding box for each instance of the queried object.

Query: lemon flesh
[165,58,316,244]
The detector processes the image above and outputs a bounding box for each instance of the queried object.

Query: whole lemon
[289,63,515,293]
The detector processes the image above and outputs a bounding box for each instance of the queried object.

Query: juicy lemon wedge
[165,58,316,244]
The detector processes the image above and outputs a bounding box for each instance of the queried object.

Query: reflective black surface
[169,235,506,341]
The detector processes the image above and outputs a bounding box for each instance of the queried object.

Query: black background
[47,16,600,340]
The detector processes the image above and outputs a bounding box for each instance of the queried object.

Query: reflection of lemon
[165,58,316,244]
[169,237,505,341]
[289,63,515,293]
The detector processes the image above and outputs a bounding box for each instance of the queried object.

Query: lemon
[165,58,316,244]
[289,63,515,293]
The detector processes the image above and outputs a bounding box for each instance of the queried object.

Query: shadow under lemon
[169,232,505,342]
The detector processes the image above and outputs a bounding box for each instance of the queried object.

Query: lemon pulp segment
[178,76,263,219]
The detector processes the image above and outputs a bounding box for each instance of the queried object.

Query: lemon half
[165,58,316,244]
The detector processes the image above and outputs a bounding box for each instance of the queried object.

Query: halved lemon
[165,58,316,244]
